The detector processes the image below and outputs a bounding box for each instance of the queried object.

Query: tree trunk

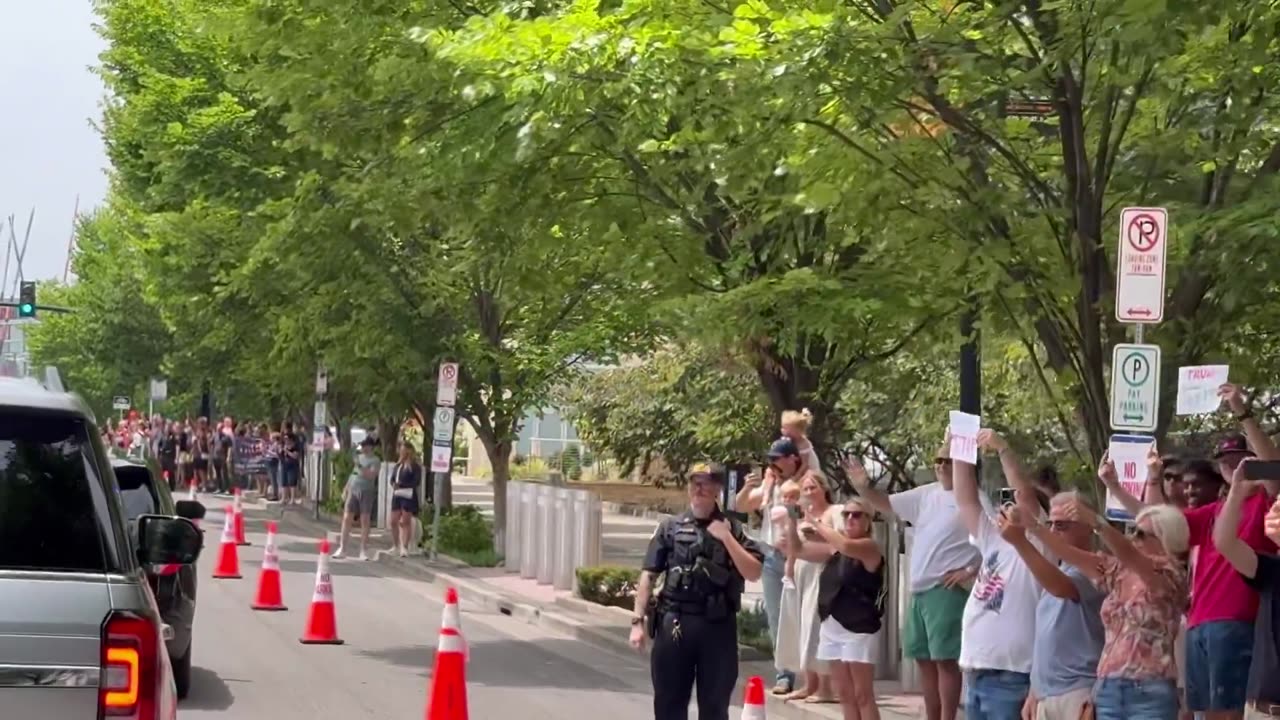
[477,430,513,554]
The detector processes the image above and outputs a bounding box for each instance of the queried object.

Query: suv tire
[173,642,192,699]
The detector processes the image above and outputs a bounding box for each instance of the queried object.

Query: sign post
[313,363,327,522]
[112,395,130,421]
[1110,344,1161,433]
[1115,206,1168,340]
[148,378,167,419]
[430,362,459,560]
[1108,207,1168,518]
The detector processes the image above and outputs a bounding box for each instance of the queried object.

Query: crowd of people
[101,413,312,503]
[641,385,1279,720]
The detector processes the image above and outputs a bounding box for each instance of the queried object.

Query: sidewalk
[243,490,926,720]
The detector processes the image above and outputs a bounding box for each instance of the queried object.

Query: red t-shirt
[1186,490,1278,628]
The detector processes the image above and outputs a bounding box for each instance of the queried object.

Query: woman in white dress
[774,470,841,703]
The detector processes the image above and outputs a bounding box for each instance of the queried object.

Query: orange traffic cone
[441,588,469,662]
[233,488,250,546]
[299,538,343,645]
[251,521,288,611]
[212,505,242,579]
[741,676,766,720]
[425,626,469,720]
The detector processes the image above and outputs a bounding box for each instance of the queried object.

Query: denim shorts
[1185,620,1254,712]
[1092,677,1178,720]
[965,669,1030,720]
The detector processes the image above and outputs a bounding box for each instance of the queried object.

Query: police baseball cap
[688,462,728,485]
[1213,434,1254,460]
[767,438,800,459]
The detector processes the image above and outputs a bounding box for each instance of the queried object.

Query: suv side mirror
[136,515,203,566]
[174,500,206,521]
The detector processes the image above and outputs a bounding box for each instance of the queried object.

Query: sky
[0,0,108,284]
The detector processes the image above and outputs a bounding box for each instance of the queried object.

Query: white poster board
[948,411,981,465]
[1175,365,1228,415]
[1106,434,1153,521]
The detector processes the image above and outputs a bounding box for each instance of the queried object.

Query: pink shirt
[1185,490,1278,628]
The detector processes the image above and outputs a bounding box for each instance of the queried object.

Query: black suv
[112,457,205,698]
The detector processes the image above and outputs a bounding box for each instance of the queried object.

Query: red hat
[1213,434,1255,460]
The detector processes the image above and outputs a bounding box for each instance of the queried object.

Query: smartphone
[1244,460,1280,482]
[787,504,804,520]
[998,487,1017,506]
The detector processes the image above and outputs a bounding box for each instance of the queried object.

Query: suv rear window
[115,466,158,521]
[0,413,107,571]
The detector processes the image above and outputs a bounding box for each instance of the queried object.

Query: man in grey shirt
[335,437,380,560]
[998,493,1105,720]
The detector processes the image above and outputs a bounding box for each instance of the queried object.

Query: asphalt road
[181,503,656,718]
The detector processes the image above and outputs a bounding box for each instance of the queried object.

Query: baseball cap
[768,438,800,459]
[1212,434,1255,460]
[688,462,727,485]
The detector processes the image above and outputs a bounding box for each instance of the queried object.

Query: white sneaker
[332,546,345,559]
[398,548,408,558]
[358,551,370,561]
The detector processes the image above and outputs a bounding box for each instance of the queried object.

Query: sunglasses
[1128,527,1152,541]
[842,510,866,520]
[934,458,953,467]
[1046,520,1078,531]
[1162,472,1181,482]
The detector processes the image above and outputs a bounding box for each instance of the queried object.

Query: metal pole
[1135,324,1145,344]
[430,471,444,560]
[959,298,981,415]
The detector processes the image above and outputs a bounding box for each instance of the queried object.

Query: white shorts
[816,616,880,664]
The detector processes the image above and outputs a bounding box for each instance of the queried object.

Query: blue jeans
[761,547,794,687]
[1185,620,1253,712]
[1093,677,1178,720]
[965,670,1030,720]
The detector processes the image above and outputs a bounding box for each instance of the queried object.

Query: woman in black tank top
[785,493,885,720]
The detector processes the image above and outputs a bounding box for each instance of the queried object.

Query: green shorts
[902,585,967,661]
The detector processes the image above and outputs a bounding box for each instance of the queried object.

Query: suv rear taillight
[99,611,160,719]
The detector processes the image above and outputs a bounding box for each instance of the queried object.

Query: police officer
[629,462,765,720]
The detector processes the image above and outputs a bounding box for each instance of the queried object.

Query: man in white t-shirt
[847,444,979,720]
[951,448,1047,720]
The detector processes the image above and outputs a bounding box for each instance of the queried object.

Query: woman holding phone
[774,470,841,703]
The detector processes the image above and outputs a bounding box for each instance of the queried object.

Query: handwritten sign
[1176,365,1228,416]
[1106,434,1154,521]
[948,411,981,465]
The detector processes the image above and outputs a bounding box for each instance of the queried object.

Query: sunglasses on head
[1128,526,1152,541]
[842,510,866,520]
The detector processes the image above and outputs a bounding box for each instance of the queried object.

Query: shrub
[736,603,773,654]
[511,456,551,479]
[450,548,503,567]
[561,445,583,481]
[429,505,493,555]
[575,565,640,609]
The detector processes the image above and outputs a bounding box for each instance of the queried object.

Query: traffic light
[17,281,35,318]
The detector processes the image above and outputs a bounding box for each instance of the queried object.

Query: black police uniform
[642,508,764,720]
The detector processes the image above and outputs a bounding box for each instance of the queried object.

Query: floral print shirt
[1094,553,1188,679]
